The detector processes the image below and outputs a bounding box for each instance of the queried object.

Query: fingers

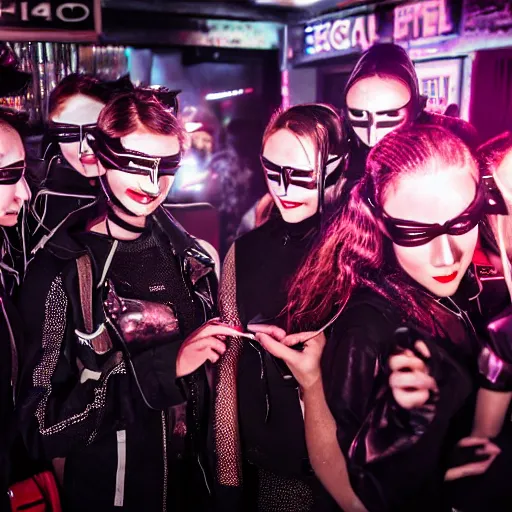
[458,436,492,447]
[414,340,431,359]
[192,337,227,354]
[389,371,437,391]
[255,332,297,362]
[476,442,501,457]
[247,323,287,341]
[195,323,245,340]
[445,456,498,481]
[206,348,221,364]
[392,389,430,410]
[389,353,427,373]
[281,331,325,348]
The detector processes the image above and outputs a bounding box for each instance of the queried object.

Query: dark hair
[98,89,185,146]
[345,43,424,118]
[477,132,512,177]
[48,73,111,118]
[476,132,512,258]
[444,103,460,118]
[287,124,478,331]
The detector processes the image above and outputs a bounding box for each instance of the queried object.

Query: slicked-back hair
[97,89,185,148]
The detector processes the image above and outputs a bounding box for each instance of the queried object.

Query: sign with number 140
[0,0,95,31]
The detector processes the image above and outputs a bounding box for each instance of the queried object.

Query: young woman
[214,104,350,511]
[0,112,31,510]
[30,74,112,251]
[336,43,477,207]
[18,89,234,511]
[250,125,504,511]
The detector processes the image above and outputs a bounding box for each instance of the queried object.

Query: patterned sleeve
[213,244,244,507]
[18,269,126,461]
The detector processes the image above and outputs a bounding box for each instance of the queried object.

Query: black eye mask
[0,160,25,185]
[481,173,508,215]
[378,185,485,247]
[260,155,316,194]
[347,98,411,129]
[47,121,97,144]
[88,131,181,178]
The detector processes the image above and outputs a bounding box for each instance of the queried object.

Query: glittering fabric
[214,245,244,486]
[257,468,314,512]
[33,275,126,438]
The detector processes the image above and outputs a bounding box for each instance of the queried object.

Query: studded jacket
[17,203,218,512]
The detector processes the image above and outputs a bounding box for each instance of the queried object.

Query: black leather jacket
[17,203,218,512]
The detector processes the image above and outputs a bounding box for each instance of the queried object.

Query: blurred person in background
[30,74,113,252]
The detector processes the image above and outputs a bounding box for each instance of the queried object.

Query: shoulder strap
[75,254,112,355]
[76,254,94,333]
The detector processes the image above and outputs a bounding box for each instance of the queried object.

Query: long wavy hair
[286,124,479,332]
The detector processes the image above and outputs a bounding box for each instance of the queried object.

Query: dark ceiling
[101,0,372,22]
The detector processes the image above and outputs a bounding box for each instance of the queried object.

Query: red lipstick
[433,272,458,284]
[80,154,98,165]
[279,199,304,209]
[126,188,158,205]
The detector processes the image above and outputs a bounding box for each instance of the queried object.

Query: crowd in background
[0,40,510,512]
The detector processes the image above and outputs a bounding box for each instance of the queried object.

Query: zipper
[161,412,168,512]
[197,453,211,495]
[0,297,17,400]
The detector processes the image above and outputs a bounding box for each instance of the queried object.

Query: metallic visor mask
[47,121,97,144]
[89,131,181,178]
[260,155,316,194]
[376,184,486,247]
[0,159,25,185]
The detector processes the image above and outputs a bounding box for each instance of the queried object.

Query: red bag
[8,471,62,512]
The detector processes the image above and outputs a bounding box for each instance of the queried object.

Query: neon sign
[394,0,454,42]
[304,13,379,56]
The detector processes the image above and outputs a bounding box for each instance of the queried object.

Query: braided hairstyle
[286,124,478,332]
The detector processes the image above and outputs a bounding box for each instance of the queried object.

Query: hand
[176,318,235,378]
[389,341,437,410]
[248,323,326,391]
[445,437,501,481]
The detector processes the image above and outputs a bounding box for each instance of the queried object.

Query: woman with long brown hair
[214,104,350,511]
[18,89,233,511]
[251,125,505,511]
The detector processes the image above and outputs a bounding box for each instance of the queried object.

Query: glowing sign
[205,88,254,101]
[394,0,454,41]
[304,13,379,56]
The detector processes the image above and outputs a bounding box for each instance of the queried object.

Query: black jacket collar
[40,200,215,282]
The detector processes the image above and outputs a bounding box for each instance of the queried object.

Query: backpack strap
[75,254,113,355]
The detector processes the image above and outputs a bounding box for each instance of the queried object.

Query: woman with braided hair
[250,124,505,511]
